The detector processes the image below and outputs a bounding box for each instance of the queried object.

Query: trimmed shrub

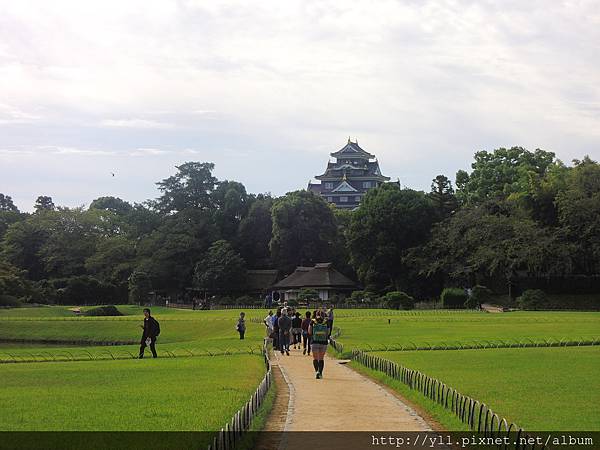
[465,285,492,309]
[385,291,415,310]
[84,305,123,316]
[350,290,377,304]
[297,288,319,302]
[235,295,256,305]
[441,287,468,309]
[517,289,547,310]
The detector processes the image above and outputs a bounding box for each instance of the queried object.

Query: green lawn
[335,310,600,350]
[371,346,600,430]
[0,355,264,433]
[0,305,269,361]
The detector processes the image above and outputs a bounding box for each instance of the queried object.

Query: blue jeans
[279,330,290,352]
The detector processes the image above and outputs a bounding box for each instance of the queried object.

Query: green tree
[89,196,133,215]
[34,196,55,212]
[348,184,436,292]
[0,193,19,212]
[429,175,458,219]
[154,162,218,214]
[270,191,338,274]
[193,240,247,293]
[137,209,219,292]
[2,218,49,280]
[211,180,250,240]
[456,147,557,205]
[237,195,273,268]
[555,156,600,274]
[128,270,152,305]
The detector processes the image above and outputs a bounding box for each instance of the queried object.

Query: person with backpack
[139,308,160,359]
[309,311,329,378]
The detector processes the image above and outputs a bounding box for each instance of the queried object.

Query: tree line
[1,148,599,307]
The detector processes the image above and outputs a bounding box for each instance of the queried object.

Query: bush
[465,285,492,309]
[0,295,22,307]
[441,288,468,309]
[384,291,415,310]
[235,295,257,305]
[297,288,319,302]
[84,305,123,316]
[350,290,377,304]
[517,289,547,310]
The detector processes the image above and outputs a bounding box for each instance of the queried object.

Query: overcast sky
[1,0,599,211]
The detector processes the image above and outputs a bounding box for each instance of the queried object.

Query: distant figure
[326,305,334,337]
[301,311,312,355]
[139,308,160,359]
[264,310,274,338]
[291,312,302,349]
[273,308,282,350]
[278,309,292,356]
[236,312,246,339]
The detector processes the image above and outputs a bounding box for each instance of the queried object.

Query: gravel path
[273,347,432,432]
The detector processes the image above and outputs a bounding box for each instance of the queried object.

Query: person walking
[301,311,312,355]
[264,310,274,339]
[278,308,292,356]
[272,308,282,350]
[326,305,335,338]
[139,308,160,359]
[236,312,246,339]
[291,312,302,349]
[309,312,329,378]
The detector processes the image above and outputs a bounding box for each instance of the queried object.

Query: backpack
[312,323,328,344]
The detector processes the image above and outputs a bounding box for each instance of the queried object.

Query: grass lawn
[335,310,600,349]
[0,355,264,432]
[372,346,600,431]
[0,306,269,361]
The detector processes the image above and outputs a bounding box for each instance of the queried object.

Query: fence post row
[348,349,539,450]
[207,341,273,450]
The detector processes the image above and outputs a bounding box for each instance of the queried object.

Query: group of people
[262,305,334,379]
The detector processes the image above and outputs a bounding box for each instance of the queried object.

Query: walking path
[272,347,431,432]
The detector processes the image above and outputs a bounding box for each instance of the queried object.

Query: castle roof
[330,140,375,159]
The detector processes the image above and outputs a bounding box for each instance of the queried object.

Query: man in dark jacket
[139,308,160,358]
[277,308,292,356]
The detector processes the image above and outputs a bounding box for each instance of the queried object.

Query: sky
[1,0,599,212]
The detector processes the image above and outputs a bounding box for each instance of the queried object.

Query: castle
[307,138,391,209]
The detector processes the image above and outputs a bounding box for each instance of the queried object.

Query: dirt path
[273,347,432,432]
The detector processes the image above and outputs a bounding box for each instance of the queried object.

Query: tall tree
[154,162,218,214]
[34,196,55,212]
[211,180,250,240]
[0,194,19,212]
[456,147,556,205]
[89,196,132,215]
[237,195,273,268]
[270,191,338,274]
[348,184,436,292]
[429,175,458,219]
[193,240,247,293]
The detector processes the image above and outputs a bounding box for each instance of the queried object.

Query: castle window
[325,182,333,190]
[340,196,348,202]
[354,196,361,202]
[327,196,333,202]
[363,181,371,188]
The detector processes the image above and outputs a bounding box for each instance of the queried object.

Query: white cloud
[100,119,175,129]
[0,0,599,209]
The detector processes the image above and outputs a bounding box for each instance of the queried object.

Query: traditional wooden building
[271,263,357,301]
[308,138,391,209]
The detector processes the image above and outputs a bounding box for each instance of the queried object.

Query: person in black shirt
[291,312,302,349]
[139,308,160,358]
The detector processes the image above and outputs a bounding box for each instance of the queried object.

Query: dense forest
[1,147,599,308]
